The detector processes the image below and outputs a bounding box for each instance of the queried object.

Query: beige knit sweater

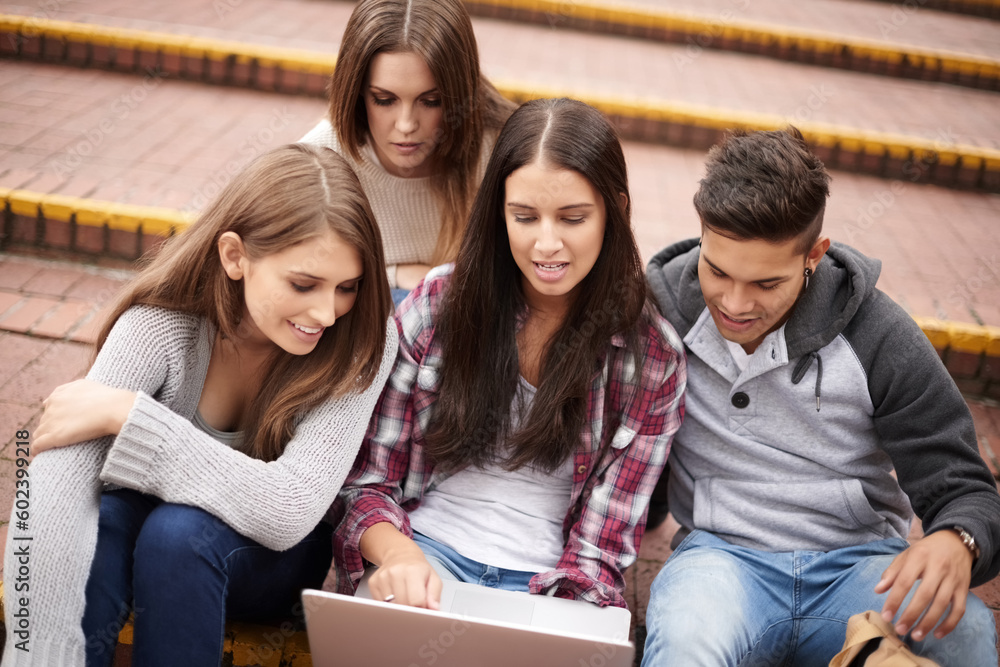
[299,120,492,287]
[2,305,396,666]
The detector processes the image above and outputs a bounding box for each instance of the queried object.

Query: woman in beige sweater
[301,0,514,302]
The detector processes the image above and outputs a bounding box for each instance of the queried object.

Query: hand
[876,529,973,640]
[34,379,136,455]
[368,547,443,610]
[395,264,433,291]
[360,523,442,609]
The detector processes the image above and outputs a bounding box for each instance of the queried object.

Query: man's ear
[806,236,831,272]
[218,232,247,280]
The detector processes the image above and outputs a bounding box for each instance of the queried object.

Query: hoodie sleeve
[845,290,1000,587]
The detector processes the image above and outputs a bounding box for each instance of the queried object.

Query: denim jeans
[82,489,332,667]
[391,288,411,308]
[642,530,997,667]
[412,532,537,591]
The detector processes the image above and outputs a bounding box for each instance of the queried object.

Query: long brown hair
[425,98,650,473]
[96,144,392,462]
[328,0,515,265]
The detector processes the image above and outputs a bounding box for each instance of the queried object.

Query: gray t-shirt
[409,378,575,572]
[192,410,245,451]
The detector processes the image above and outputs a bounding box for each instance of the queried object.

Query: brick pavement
[3,0,1000,149]
[5,64,998,326]
[1,0,998,326]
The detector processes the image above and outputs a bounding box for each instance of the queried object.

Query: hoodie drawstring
[791,352,823,412]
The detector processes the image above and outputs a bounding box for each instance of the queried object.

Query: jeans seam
[215,579,229,666]
[784,553,803,667]
[736,619,793,667]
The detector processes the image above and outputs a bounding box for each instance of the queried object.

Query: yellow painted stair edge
[466,0,1000,78]
[0,14,336,73]
[3,188,1000,355]
[491,79,1000,168]
[4,188,195,236]
[915,317,1000,355]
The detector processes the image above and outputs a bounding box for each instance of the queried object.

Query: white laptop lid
[302,583,635,667]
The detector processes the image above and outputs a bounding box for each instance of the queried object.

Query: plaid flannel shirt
[331,266,686,607]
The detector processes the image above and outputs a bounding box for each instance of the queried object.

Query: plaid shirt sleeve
[330,273,445,594]
[529,316,687,607]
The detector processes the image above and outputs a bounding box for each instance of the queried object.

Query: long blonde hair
[328,0,515,264]
[97,144,392,462]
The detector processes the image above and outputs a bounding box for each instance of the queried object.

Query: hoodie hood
[646,238,881,359]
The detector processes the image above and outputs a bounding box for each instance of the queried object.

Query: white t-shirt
[409,378,575,573]
[725,339,752,373]
[724,325,788,373]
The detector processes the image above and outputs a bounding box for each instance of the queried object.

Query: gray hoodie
[648,239,1000,587]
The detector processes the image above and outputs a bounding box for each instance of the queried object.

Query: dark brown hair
[328,0,515,265]
[694,126,831,253]
[425,98,651,473]
[96,144,392,462]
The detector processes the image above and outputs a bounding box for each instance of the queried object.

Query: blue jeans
[82,489,332,667]
[412,532,536,591]
[642,530,997,667]
[391,288,410,308]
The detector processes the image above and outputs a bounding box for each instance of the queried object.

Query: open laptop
[302,576,635,666]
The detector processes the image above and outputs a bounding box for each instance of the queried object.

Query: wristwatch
[951,526,980,563]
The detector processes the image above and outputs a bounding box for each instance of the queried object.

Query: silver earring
[804,267,812,290]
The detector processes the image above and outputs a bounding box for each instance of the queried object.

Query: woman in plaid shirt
[331,98,687,609]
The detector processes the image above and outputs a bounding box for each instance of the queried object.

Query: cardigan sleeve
[98,320,397,552]
[2,306,197,667]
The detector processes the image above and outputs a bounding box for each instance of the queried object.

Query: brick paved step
[2,57,1000,336]
[613,0,1000,47]
[7,0,1000,89]
[465,0,1000,90]
[497,0,1000,61]
[860,0,1000,20]
[2,10,1000,193]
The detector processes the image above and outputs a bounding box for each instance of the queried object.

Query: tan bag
[828,611,940,667]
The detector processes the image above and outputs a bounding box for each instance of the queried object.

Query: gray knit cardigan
[2,305,396,666]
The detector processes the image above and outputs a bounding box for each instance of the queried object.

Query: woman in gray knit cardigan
[3,144,398,666]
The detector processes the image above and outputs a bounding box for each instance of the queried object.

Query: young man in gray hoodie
[642,127,1000,666]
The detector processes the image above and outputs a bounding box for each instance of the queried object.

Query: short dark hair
[693,126,830,253]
